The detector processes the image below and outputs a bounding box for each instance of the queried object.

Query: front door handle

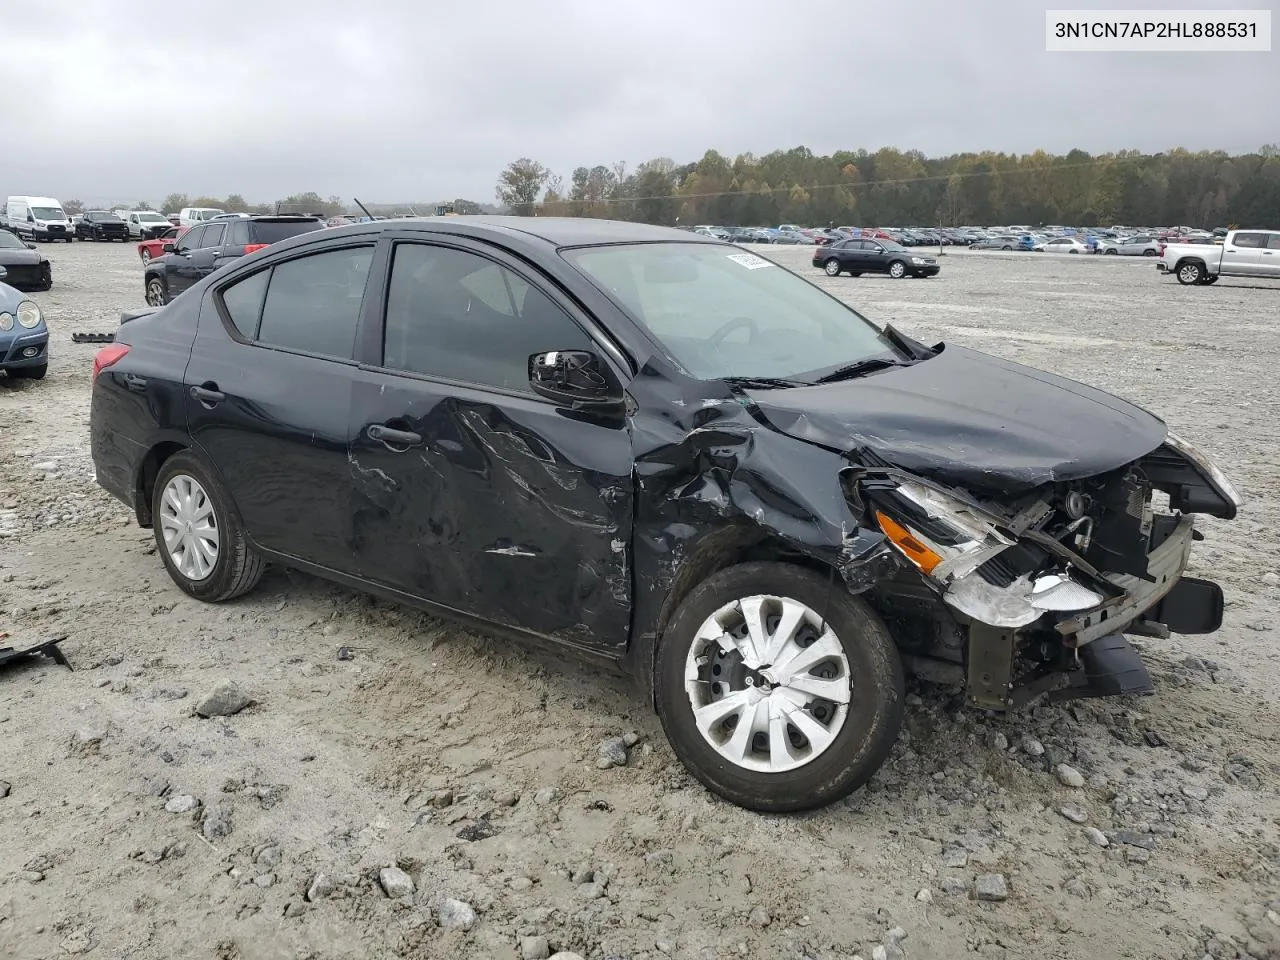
[190,385,225,405]
[367,424,422,445]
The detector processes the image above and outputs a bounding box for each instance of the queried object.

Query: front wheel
[1177,261,1204,285]
[655,562,904,813]
[887,260,907,278]
[1104,249,1117,255]
[140,249,152,264]
[152,452,265,602]
[823,258,841,277]
[145,277,168,306]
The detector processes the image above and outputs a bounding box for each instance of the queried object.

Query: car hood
[0,249,44,265]
[745,343,1167,496]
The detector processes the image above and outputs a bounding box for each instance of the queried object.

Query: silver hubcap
[147,281,165,306]
[1179,265,1199,283]
[825,260,839,275]
[684,595,852,773]
[159,474,219,581]
[889,263,905,277]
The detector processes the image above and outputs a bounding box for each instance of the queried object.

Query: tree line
[495,146,1280,228]
[60,194,495,218]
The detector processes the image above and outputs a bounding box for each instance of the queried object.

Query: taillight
[92,343,130,382]
[1158,243,1166,257]
[243,243,269,255]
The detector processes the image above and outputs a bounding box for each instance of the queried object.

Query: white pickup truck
[1157,229,1280,285]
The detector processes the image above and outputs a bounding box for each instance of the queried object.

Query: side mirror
[25,243,36,250]
[162,242,176,253]
[529,350,615,407]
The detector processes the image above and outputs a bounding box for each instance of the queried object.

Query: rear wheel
[1001,245,1012,251]
[1104,248,1117,255]
[823,258,842,277]
[655,562,904,812]
[1177,261,1204,285]
[1142,249,1156,257]
[152,452,265,602]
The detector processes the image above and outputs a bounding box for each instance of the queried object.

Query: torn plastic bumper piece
[0,633,71,670]
[1047,633,1154,703]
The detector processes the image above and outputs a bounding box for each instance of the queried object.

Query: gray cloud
[6,0,1274,206]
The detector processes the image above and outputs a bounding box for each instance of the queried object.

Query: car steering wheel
[707,316,760,350]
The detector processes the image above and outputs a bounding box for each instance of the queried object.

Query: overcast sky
[6,0,1275,206]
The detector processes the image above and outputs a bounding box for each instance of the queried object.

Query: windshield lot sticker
[726,253,773,269]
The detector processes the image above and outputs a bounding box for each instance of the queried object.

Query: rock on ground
[437,897,476,931]
[973,874,1009,902]
[378,866,415,899]
[194,680,252,718]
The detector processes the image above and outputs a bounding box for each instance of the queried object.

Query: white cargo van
[6,196,74,242]
[178,207,225,228]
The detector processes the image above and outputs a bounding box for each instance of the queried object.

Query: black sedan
[814,238,940,278]
[76,211,130,241]
[90,217,1236,813]
[0,228,53,290]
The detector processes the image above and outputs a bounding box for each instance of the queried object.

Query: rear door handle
[190,385,225,404]
[367,424,422,445]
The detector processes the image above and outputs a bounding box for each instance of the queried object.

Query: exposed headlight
[872,481,1014,582]
[16,300,42,328]
[1164,431,1242,509]
[910,257,925,264]
[0,312,12,331]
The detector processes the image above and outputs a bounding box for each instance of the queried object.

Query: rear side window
[247,220,325,245]
[228,220,249,246]
[1233,233,1265,248]
[255,246,374,359]
[220,268,270,339]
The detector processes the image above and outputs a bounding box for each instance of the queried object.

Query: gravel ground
[1,240,1278,960]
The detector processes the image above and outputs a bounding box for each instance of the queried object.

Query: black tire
[1001,245,1012,251]
[887,260,907,278]
[140,249,152,264]
[655,562,904,813]
[10,363,47,380]
[1142,249,1156,257]
[151,451,265,603]
[823,258,842,277]
[1069,249,1079,254]
[145,276,168,306]
[1104,248,1117,255]
[1176,261,1204,285]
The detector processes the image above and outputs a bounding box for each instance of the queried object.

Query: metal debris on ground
[337,646,354,661]
[0,633,72,671]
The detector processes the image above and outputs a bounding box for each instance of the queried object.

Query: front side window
[201,224,226,248]
[382,244,588,392]
[177,226,205,252]
[255,246,373,359]
[563,242,896,382]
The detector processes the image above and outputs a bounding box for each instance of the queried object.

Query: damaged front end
[849,432,1242,709]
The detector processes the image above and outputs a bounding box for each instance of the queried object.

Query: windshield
[562,242,898,382]
[0,231,25,249]
[139,213,167,222]
[31,207,65,220]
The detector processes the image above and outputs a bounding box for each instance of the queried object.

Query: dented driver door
[345,237,635,654]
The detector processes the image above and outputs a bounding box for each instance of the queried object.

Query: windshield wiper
[812,356,913,384]
[721,375,808,390]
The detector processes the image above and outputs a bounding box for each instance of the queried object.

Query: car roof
[331,215,719,248]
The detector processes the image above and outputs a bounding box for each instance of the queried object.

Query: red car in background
[139,226,187,264]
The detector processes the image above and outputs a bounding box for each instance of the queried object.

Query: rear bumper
[1156,262,1170,273]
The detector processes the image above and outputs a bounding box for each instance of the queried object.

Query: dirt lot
[2,240,1278,960]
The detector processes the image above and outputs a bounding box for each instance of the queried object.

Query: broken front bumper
[1055,514,1221,646]
[964,514,1223,709]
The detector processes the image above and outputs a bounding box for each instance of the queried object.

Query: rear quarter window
[247,220,326,245]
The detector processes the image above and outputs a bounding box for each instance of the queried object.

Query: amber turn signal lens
[875,510,943,574]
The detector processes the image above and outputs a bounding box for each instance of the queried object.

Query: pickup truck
[1157,229,1280,285]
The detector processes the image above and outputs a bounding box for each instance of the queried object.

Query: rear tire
[1177,261,1204,285]
[151,451,265,603]
[655,562,904,813]
[1104,248,1117,255]
[823,258,842,277]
